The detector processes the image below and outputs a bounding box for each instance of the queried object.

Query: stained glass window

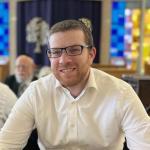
[0,1,9,64]
[110,1,126,66]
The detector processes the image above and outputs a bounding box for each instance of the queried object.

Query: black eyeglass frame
[46,45,92,58]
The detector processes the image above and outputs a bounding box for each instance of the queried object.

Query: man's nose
[18,66,24,70]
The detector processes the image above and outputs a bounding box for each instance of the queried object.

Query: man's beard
[15,74,25,83]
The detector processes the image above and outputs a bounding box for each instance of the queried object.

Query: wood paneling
[92,64,136,78]
[0,63,9,82]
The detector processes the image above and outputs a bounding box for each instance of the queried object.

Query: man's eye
[69,48,80,53]
[51,50,60,54]
[52,51,59,54]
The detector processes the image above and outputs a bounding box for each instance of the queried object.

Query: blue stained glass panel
[118,27,125,35]
[4,2,8,9]
[0,43,4,49]
[112,2,119,9]
[117,51,124,57]
[118,1,126,9]
[0,51,3,55]
[118,17,125,25]
[117,43,124,51]
[118,36,124,43]
[111,35,118,43]
[110,1,126,66]
[0,1,9,64]
[111,28,117,35]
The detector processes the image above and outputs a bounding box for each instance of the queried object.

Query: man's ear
[89,47,96,65]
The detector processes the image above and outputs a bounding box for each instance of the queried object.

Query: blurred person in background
[4,55,37,97]
[0,82,17,129]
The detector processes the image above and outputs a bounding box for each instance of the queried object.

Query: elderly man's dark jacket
[4,74,37,96]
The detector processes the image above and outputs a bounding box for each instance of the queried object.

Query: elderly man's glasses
[47,45,91,58]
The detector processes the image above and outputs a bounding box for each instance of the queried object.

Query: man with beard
[0,20,150,150]
[4,55,37,97]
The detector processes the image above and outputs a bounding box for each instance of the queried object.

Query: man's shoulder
[0,82,8,90]
[29,74,56,96]
[91,68,114,79]
[91,68,129,88]
[4,74,16,83]
[31,74,55,88]
[0,82,17,98]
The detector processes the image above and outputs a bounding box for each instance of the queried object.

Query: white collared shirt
[0,83,17,129]
[0,68,150,150]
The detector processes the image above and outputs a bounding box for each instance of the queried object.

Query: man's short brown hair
[48,19,94,47]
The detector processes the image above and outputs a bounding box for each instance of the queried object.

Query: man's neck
[67,70,90,98]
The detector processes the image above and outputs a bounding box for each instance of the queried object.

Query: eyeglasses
[46,45,91,58]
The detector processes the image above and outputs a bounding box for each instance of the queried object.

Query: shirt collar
[84,68,98,90]
[55,76,62,89]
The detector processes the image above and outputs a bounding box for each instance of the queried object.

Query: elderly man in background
[0,82,17,129]
[4,55,37,97]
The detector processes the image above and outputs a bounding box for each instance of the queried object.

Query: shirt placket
[67,101,78,143]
